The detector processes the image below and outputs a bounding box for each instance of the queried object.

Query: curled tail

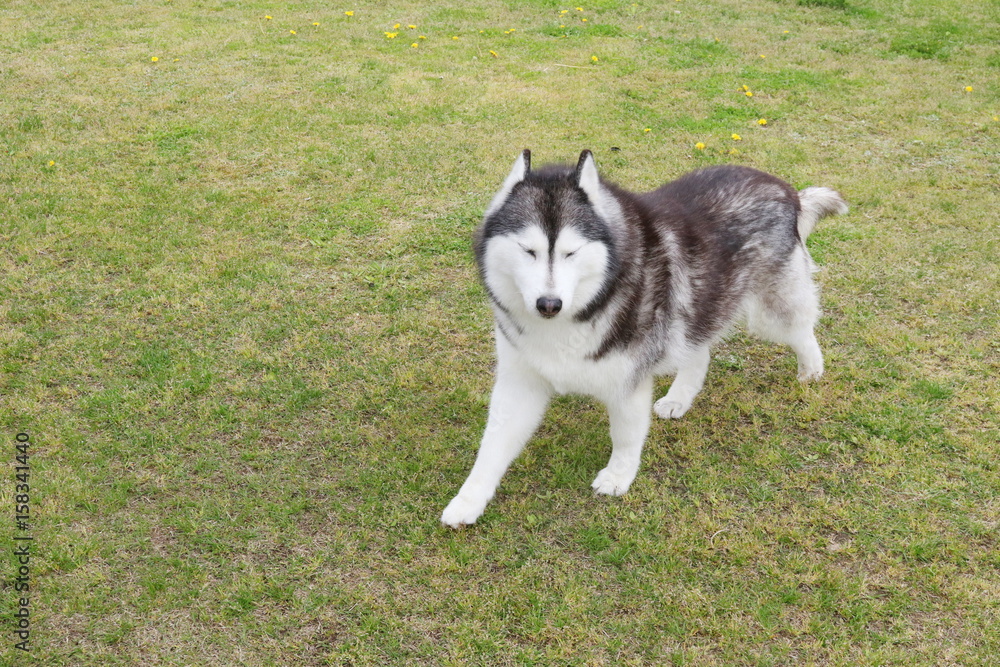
[797,187,848,240]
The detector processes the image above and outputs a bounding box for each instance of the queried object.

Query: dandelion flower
[591,55,598,62]
[151,56,159,62]
[759,54,766,58]
[745,91,754,97]
[741,85,749,91]
[411,42,418,48]
[313,22,320,26]
[384,32,398,39]
[758,118,767,126]
[408,24,416,29]
[732,134,742,141]
[345,11,354,17]
[783,30,790,34]
[644,128,651,133]
[394,23,400,29]
[290,30,297,35]
[561,9,569,14]
[576,6,584,10]
[582,17,588,22]
[264,15,272,20]
[48,160,55,166]
[452,36,459,40]
[489,50,498,57]
[965,86,974,92]
[695,142,706,150]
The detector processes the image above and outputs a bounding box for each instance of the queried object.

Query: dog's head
[475,150,621,321]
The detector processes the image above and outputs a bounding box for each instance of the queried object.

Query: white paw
[797,364,824,382]
[653,397,692,419]
[591,467,635,496]
[441,494,487,529]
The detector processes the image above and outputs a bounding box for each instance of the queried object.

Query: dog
[441,150,847,528]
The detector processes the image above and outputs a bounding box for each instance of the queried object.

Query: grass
[1,0,998,664]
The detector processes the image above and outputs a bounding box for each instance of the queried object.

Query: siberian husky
[441,150,847,528]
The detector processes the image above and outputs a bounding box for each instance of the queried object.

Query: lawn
[2,0,998,664]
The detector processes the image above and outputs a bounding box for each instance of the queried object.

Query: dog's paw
[797,363,824,383]
[441,494,487,529]
[591,467,634,496]
[653,397,692,419]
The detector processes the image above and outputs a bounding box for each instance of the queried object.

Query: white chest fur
[495,319,634,402]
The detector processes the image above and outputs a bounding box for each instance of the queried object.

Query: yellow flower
[644,128,651,133]
[151,56,159,62]
[582,17,588,22]
[745,91,753,97]
[345,11,354,17]
[560,9,569,14]
[489,50,498,57]
[452,36,459,40]
[741,85,749,91]
[411,42,418,48]
[695,142,706,150]
[394,23,400,29]
[732,134,742,141]
[965,86,974,92]
[591,55,598,62]
[290,30,296,35]
[264,15,272,20]
[576,6,584,10]
[783,30,790,34]
[757,118,767,126]
[728,148,740,155]
[313,22,320,26]
[408,24,416,29]
[48,160,55,166]
[384,32,398,39]
[759,54,766,58]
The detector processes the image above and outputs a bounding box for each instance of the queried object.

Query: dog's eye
[563,251,576,258]
[523,248,537,258]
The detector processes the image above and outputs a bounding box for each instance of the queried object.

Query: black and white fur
[441,150,847,528]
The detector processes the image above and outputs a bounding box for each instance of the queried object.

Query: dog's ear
[575,149,601,203]
[484,150,531,218]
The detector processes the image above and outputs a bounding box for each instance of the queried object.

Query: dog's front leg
[441,364,551,528]
[592,376,653,496]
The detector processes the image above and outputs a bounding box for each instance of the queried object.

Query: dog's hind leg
[653,346,711,419]
[441,364,551,528]
[746,249,824,382]
[593,376,653,496]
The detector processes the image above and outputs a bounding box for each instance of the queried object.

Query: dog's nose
[536,297,562,317]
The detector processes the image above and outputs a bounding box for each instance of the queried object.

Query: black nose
[536,297,562,317]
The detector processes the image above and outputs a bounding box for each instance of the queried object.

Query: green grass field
[2,0,998,664]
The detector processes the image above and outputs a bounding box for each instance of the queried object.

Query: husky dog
[441,150,847,528]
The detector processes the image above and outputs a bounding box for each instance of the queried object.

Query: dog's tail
[797,187,848,241]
